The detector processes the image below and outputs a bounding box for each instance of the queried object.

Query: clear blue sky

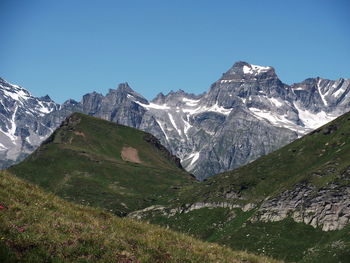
[1,0,349,103]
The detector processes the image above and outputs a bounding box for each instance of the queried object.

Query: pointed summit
[109,82,148,104]
[39,95,54,102]
[151,92,166,104]
[116,82,133,93]
[221,61,276,81]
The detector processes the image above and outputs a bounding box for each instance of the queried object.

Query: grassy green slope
[143,112,350,262]
[146,207,350,262]
[0,171,279,263]
[9,113,196,215]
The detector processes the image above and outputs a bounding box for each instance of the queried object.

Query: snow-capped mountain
[0,78,58,168]
[118,61,349,179]
[1,62,349,179]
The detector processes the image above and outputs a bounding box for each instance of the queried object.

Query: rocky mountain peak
[62,99,80,107]
[116,82,133,93]
[110,82,148,104]
[221,61,276,81]
[0,78,31,99]
[39,95,54,102]
[165,89,189,99]
[151,92,166,104]
[231,61,251,71]
[0,77,14,88]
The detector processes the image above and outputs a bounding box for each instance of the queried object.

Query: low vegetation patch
[0,172,278,263]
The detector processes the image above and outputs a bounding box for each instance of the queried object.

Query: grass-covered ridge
[9,113,196,215]
[0,171,278,263]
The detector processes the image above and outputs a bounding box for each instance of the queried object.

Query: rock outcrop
[253,168,350,231]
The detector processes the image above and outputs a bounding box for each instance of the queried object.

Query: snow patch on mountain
[248,107,302,133]
[0,142,7,150]
[182,97,200,106]
[243,64,271,75]
[137,102,171,110]
[155,119,169,141]
[332,80,349,98]
[168,113,182,136]
[317,79,328,106]
[268,97,283,107]
[295,104,336,130]
[182,103,232,116]
[185,152,200,171]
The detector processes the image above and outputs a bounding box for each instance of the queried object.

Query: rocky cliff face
[1,62,349,180]
[0,78,58,168]
[252,181,350,231]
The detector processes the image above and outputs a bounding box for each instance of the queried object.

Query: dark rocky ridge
[143,133,184,171]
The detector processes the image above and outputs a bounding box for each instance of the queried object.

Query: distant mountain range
[1,61,349,179]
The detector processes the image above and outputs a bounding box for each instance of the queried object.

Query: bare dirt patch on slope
[121,146,142,164]
[74,131,86,137]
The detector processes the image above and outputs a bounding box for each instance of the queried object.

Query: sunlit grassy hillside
[0,171,278,263]
[9,113,195,216]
